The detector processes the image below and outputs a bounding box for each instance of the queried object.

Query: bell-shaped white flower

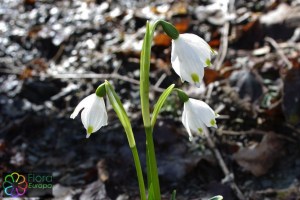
[70,94,108,138]
[171,33,214,87]
[182,98,218,140]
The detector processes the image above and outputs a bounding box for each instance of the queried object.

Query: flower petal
[171,49,182,81]
[188,98,217,128]
[70,94,94,119]
[182,102,209,139]
[171,33,211,87]
[81,105,89,130]
[180,33,211,63]
[182,104,193,140]
[92,97,108,131]
[82,95,108,133]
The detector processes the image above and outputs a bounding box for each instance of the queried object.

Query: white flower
[171,33,213,87]
[70,94,108,138]
[182,98,218,140]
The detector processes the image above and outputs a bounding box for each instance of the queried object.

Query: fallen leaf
[233,132,285,176]
[154,33,171,46]
[20,67,33,80]
[204,68,220,85]
[174,18,190,33]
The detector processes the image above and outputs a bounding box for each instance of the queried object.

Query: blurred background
[0,0,300,199]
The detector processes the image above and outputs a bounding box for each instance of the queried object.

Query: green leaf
[146,147,152,190]
[209,195,223,200]
[148,183,155,200]
[171,189,176,200]
[140,21,152,127]
[105,81,135,148]
[151,84,175,128]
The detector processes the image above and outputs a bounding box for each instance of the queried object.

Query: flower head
[70,94,108,138]
[182,98,218,140]
[171,33,214,87]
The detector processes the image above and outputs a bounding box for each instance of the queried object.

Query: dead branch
[265,37,293,70]
[0,69,165,92]
[204,130,246,200]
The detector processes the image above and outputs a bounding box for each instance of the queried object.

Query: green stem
[104,82,146,200]
[140,20,162,200]
[146,126,161,199]
[131,145,147,200]
[140,20,161,127]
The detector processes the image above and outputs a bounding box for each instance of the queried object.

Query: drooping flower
[171,33,214,87]
[70,93,108,138]
[182,98,218,140]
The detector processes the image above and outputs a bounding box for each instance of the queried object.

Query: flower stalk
[140,20,162,200]
[104,81,146,200]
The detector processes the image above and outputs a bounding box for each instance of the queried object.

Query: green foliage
[151,84,175,128]
[148,184,155,200]
[171,190,176,200]
[209,195,223,200]
[104,81,135,148]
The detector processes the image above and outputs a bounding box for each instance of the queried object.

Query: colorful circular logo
[3,172,28,197]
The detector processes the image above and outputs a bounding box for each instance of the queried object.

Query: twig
[205,82,215,100]
[251,182,300,199]
[214,0,235,70]
[154,73,167,88]
[265,37,293,70]
[218,129,296,143]
[52,44,65,63]
[51,73,165,92]
[215,22,230,71]
[0,69,165,92]
[204,131,246,200]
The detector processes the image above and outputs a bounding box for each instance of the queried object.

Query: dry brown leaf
[24,0,35,5]
[209,39,220,48]
[203,68,220,85]
[233,132,285,176]
[174,18,190,33]
[154,33,171,46]
[20,67,33,80]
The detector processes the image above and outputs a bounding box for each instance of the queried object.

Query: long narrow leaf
[209,195,223,200]
[140,21,151,127]
[148,183,155,200]
[151,84,175,128]
[146,147,152,190]
[171,190,176,200]
[105,81,135,148]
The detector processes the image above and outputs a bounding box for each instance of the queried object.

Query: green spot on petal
[191,73,200,83]
[87,126,93,134]
[210,119,216,126]
[206,58,211,66]
[210,47,217,55]
[198,128,203,134]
